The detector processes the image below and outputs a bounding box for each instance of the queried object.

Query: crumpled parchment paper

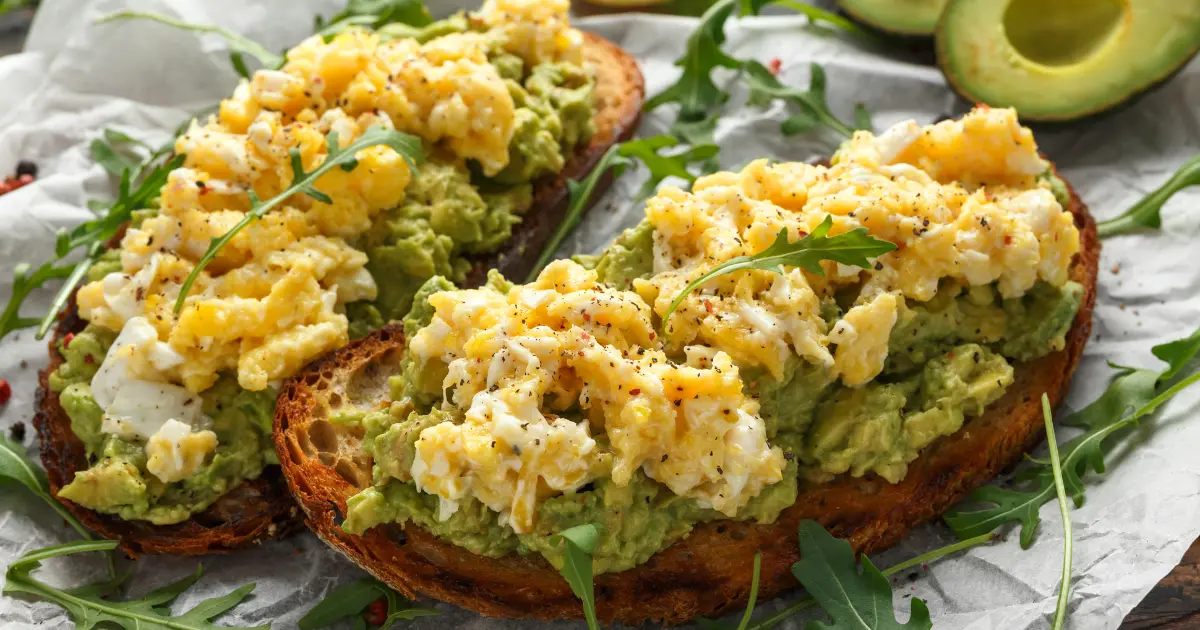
[1,1,1199,628]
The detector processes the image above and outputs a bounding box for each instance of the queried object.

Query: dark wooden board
[1123,538,1200,628]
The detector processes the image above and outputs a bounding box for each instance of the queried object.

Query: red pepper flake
[767,57,782,75]
[0,162,38,197]
[63,332,76,348]
[703,298,714,314]
[946,351,954,358]
[0,379,10,405]
[629,388,641,396]
[84,355,94,365]
[1003,235,1013,245]
[580,331,591,340]
[975,102,991,110]
[364,598,387,626]
[582,312,591,322]
[649,332,656,341]
[922,563,929,570]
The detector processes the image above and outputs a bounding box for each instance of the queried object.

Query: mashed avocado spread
[341,109,1085,574]
[51,7,596,525]
[343,248,1081,572]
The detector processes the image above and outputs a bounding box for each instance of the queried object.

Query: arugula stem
[766,0,881,44]
[10,540,118,569]
[526,144,623,283]
[881,532,996,578]
[0,263,75,339]
[1042,395,1072,630]
[96,11,282,69]
[736,552,762,630]
[741,531,994,630]
[35,241,104,340]
[174,129,422,313]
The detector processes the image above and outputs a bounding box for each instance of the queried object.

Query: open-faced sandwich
[34,0,643,556]
[276,106,1098,624]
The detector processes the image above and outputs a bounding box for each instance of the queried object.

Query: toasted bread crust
[32,32,644,557]
[275,174,1098,624]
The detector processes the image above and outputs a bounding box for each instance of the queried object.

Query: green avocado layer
[51,13,597,525]
[343,223,1083,572]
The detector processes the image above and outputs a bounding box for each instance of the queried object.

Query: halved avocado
[937,0,1200,122]
[837,0,948,37]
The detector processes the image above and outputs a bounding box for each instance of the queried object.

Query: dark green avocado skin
[934,0,1200,123]
[836,0,946,39]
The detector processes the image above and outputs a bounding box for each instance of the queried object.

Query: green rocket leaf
[97,11,283,70]
[944,325,1200,546]
[1097,153,1200,238]
[526,135,719,282]
[4,539,267,630]
[663,214,896,324]
[792,520,932,630]
[551,524,602,630]
[174,127,423,313]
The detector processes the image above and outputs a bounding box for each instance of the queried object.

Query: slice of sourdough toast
[274,171,1098,624]
[32,31,644,557]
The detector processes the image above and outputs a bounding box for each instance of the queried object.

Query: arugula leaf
[30,154,185,341]
[944,325,1200,546]
[853,104,873,132]
[4,539,266,630]
[317,0,433,37]
[525,135,719,282]
[0,435,92,541]
[96,11,283,70]
[90,129,151,177]
[551,524,602,630]
[663,214,896,324]
[1097,153,1200,238]
[298,578,385,629]
[743,61,863,138]
[298,576,437,630]
[714,532,994,630]
[671,114,721,148]
[378,588,439,628]
[792,520,931,630]
[644,0,744,123]
[1041,394,1073,630]
[647,0,872,141]
[620,136,720,199]
[174,127,423,313]
[0,260,76,340]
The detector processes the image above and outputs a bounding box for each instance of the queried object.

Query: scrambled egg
[408,261,785,533]
[75,3,585,478]
[480,0,583,67]
[91,316,218,483]
[399,106,1081,534]
[636,106,1080,386]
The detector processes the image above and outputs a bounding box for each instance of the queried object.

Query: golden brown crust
[32,32,644,557]
[275,172,1098,623]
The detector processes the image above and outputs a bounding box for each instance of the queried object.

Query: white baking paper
[1,2,1199,629]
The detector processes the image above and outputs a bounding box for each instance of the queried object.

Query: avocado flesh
[837,0,947,36]
[937,0,1200,121]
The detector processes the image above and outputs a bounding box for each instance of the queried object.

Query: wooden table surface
[1124,539,1200,628]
